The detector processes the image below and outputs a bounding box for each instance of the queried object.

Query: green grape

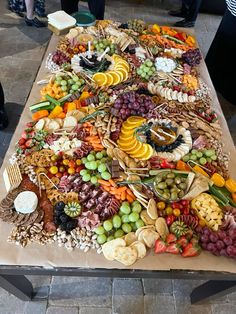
[144,67,150,73]
[81,157,87,164]
[97,234,107,244]
[120,202,131,215]
[151,66,156,72]
[132,203,142,213]
[114,229,124,238]
[129,212,139,222]
[182,155,190,162]
[190,155,197,161]
[196,151,203,158]
[68,79,74,85]
[199,157,207,165]
[72,84,79,90]
[60,80,67,86]
[107,235,114,242]
[103,220,113,232]
[118,210,123,217]
[122,223,132,233]
[100,157,108,163]
[146,60,153,67]
[80,169,88,176]
[91,176,98,184]
[93,40,98,45]
[98,164,107,173]
[112,215,122,228]
[99,43,104,48]
[148,70,153,76]
[207,157,212,163]
[85,162,92,170]
[101,171,111,180]
[56,75,62,81]
[80,79,85,85]
[137,69,142,75]
[90,161,98,170]
[204,149,215,157]
[135,219,145,229]
[96,152,103,159]
[211,155,217,161]
[95,226,105,235]
[82,173,91,182]
[69,89,74,94]
[191,149,198,155]
[61,86,67,92]
[72,76,79,82]
[121,214,130,223]
[130,222,137,231]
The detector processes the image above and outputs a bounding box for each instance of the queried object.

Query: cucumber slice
[45,94,61,106]
[58,94,72,103]
[29,101,51,112]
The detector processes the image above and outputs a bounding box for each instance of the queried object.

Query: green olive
[155,188,164,195]
[162,192,170,199]
[179,183,187,190]
[166,173,175,179]
[166,178,174,186]
[155,176,162,184]
[181,177,186,182]
[178,190,185,199]
[174,177,181,185]
[170,192,178,201]
[157,182,167,189]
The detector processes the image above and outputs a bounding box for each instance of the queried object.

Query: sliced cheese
[14,191,38,214]
[3,163,22,192]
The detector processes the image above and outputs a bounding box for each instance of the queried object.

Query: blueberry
[54,201,65,212]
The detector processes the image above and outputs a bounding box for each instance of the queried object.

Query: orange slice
[107,71,121,85]
[127,116,146,125]
[112,54,123,62]
[131,144,154,160]
[122,120,144,130]
[124,141,143,153]
[115,61,130,71]
[116,68,129,81]
[118,133,135,141]
[105,73,114,86]
[120,128,134,137]
[92,73,108,87]
[117,137,137,148]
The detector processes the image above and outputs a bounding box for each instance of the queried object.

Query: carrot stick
[116,186,127,194]
[102,186,111,192]
[121,190,126,201]
[109,179,116,187]
[98,179,111,187]
[126,194,135,203]
[126,189,135,198]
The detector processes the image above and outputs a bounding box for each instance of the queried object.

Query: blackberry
[54,216,61,226]
[66,219,78,231]
[59,213,70,223]
[54,201,65,213]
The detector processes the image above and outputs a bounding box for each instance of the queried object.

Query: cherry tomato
[18,138,26,145]
[62,159,69,166]
[172,202,183,209]
[166,214,176,226]
[51,155,58,162]
[165,206,173,215]
[68,167,75,175]
[76,159,82,166]
[55,172,63,178]
[180,200,189,206]
[76,165,84,173]
[68,160,76,168]
[49,166,58,175]
[173,208,181,217]
[63,172,68,177]
[157,201,166,210]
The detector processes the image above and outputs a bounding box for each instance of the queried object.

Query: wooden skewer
[127,167,149,171]
[38,172,58,197]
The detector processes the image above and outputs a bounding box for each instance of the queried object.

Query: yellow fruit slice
[115,61,130,71]
[107,71,121,85]
[120,129,134,137]
[115,70,124,81]
[117,137,137,148]
[127,116,146,125]
[124,141,143,153]
[105,73,114,86]
[112,54,123,62]
[131,144,154,160]
[118,133,135,141]
[92,73,108,87]
[115,68,129,81]
[122,120,144,130]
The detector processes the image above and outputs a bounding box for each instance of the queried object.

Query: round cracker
[147,199,158,220]
[124,232,137,246]
[140,210,156,225]
[102,238,126,261]
[135,225,155,238]
[130,241,147,259]
[142,229,160,248]
[114,246,137,266]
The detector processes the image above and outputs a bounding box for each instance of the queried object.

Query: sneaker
[168,10,186,18]
[25,17,46,27]
[174,19,195,28]
[0,108,9,130]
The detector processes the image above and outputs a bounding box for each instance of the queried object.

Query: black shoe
[168,10,186,18]
[174,19,195,28]
[25,17,46,27]
[35,11,47,18]
[0,108,9,130]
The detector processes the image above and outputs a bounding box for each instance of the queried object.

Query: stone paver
[0,1,235,314]
[144,295,176,314]
[46,306,78,314]
[49,277,112,307]
[112,279,144,314]
[79,307,112,314]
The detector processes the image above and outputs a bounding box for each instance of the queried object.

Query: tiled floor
[0,0,235,313]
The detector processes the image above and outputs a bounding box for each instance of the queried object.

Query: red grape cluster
[200,227,236,258]
[182,48,202,67]
[52,50,70,66]
[110,91,155,120]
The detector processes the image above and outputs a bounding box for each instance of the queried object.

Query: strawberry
[166,233,177,244]
[21,131,28,140]
[155,240,167,254]
[181,243,201,257]
[25,139,34,148]
[18,138,26,146]
[166,243,181,254]
[28,131,35,138]
[177,236,189,249]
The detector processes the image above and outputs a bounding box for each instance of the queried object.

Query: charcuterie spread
[1,19,236,267]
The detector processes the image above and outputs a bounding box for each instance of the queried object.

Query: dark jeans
[181,0,202,22]
[60,0,105,19]
[205,9,236,106]
[0,83,4,109]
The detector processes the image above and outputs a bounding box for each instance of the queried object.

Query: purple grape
[207,243,216,252]
[216,240,225,250]
[201,242,208,250]
[228,228,236,240]
[219,248,228,256]
[217,230,227,240]
[224,236,233,246]
[200,234,209,243]
[226,245,236,257]
[203,227,211,236]
[213,250,220,256]
[209,233,218,243]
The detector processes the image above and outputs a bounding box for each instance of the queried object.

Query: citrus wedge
[107,71,121,85]
[118,133,135,142]
[127,116,146,125]
[131,144,154,160]
[92,73,108,87]
[112,54,123,62]
[116,68,129,81]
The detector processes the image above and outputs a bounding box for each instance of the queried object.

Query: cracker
[102,238,126,261]
[147,198,158,220]
[114,246,138,266]
[142,229,159,248]
[124,232,137,246]
[140,210,156,225]
[130,241,147,259]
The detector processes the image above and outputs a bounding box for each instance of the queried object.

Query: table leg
[190,280,236,304]
[0,275,34,301]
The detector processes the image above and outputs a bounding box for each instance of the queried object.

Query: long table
[0,34,236,303]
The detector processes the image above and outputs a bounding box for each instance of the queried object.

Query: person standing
[205,0,236,106]
[24,0,46,27]
[0,83,9,131]
[168,0,202,27]
[60,0,105,20]
[8,0,46,18]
